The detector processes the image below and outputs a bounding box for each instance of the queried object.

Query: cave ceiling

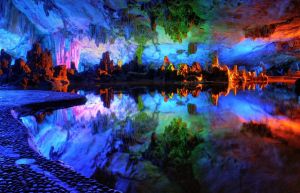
[0,0,300,68]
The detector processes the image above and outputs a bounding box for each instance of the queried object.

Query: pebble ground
[0,90,121,193]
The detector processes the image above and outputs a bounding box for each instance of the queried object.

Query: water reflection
[93,81,268,108]
[21,83,300,193]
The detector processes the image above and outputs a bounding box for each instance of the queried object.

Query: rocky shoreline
[0,90,120,193]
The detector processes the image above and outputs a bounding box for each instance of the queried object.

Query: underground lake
[19,83,300,193]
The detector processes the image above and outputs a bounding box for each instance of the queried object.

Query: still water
[21,84,300,193]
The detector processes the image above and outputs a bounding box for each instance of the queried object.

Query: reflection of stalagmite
[212,52,220,68]
[187,103,197,114]
[100,88,114,108]
[155,81,269,105]
[224,84,231,96]
[188,43,197,54]
[233,86,237,96]
[177,88,189,97]
[211,94,219,106]
[191,89,201,97]
[191,84,202,97]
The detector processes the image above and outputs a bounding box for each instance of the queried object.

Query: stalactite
[53,33,81,69]
[0,0,37,37]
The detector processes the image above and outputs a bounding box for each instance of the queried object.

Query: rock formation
[190,62,202,74]
[40,49,54,79]
[25,43,55,83]
[295,78,300,96]
[0,49,12,81]
[13,58,31,75]
[11,58,31,87]
[177,64,189,77]
[0,42,70,90]
[188,43,197,55]
[52,65,69,92]
[98,51,114,76]
[67,61,77,76]
[26,43,43,71]
[187,103,197,114]
[54,65,68,82]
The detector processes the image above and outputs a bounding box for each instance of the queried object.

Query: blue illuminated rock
[0,0,299,73]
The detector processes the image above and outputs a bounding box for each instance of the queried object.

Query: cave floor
[0,90,119,193]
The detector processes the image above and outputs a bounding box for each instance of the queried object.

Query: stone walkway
[0,90,120,193]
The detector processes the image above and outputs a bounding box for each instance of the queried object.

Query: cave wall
[79,37,137,72]
[0,0,299,71]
